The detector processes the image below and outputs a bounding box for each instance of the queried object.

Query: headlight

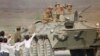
[50,29,54,33]
[96,22,100,33]
[96,22,100,28]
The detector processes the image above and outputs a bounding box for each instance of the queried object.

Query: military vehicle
[29,6,100,56]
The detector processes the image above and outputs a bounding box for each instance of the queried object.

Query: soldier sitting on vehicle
[42,7,53,23]
[64,4,75,22]
[54,3,64,21]
[65,4,73,15]
[58,5,65,22]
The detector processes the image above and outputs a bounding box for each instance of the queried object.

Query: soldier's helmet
[45,6,53,13]
[47,6,53,10]
[59,5,64,11]
[55,3,60,8]
[60,4,64,8]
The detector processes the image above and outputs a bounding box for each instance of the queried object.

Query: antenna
[79,5,92,15]
[74,10,78,21]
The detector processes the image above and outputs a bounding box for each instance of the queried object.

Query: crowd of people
[0,3,74,56]
[0,27,36,56]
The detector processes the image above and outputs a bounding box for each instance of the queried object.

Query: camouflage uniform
[14,31,22,43]
[54,4,65,21]
[64,4,75,22]
[42,8,53,23]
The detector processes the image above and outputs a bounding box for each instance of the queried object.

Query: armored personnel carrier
[29,6,100,56]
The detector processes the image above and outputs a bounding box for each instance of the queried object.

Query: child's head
[0,31,5,37]
[3,38,7,43]
[24,35,30,40]
[0,38,3,43]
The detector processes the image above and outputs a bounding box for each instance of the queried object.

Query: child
[1,38,14,56]
[23,33,36,56]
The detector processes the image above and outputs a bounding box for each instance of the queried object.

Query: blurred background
[0,0,99,33]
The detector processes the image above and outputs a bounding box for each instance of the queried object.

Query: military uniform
[64,4,75,22]
[42,7,53,23]
[54,4,65,22]
[14,31,22,43]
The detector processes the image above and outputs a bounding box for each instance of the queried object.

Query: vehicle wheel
[37,39,44,56]
[44,39,54,56]
[30,40,37,56]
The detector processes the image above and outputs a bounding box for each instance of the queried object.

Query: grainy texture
[0,0,99,33]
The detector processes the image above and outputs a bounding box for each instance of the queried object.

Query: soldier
[14,27,22,43]
[65,4,73,14]
[42,7,53,23]
[64,4,75,21]
[54,3,64,21]
[59,5,65,22]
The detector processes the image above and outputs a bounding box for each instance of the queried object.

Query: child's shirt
[23,33,36,48]
[0,43,14,53]
[15,33,36,49]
